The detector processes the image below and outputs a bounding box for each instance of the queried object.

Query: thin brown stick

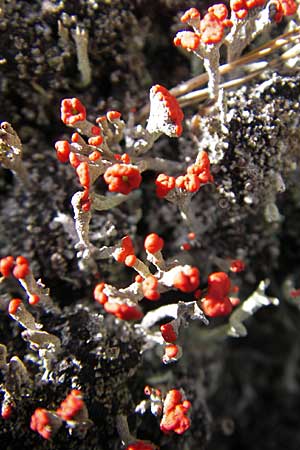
[177,70,265,107]
[177,40,300,107]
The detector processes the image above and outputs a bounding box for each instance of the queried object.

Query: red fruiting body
[104,164,142,195]
[175,174,200,193]
[142,275,160,301]
[69,152,81,169]
[144,233,164,254]
[88,135,103,146]
[80,188,91,212]
[114,235,135,263]
[245,0,266,7]
[56,390,84,421]
[164,344,179,359]
[187,151,213,184]
[71,132,80,143]
[30,408,53,440]
[0,256,15,278]
[125,254,137,267]
[163,389,182,414]
[280,0,297,16]
[91,126,101,135]
[121,153,131,164]
[82,198,91,212]
[107,110,121,121]
[29,294,40,305]
[96,115,106,124]
[230,259,245,273]
[188,232,196,240]
[94,282,108,305]
[8,298,22,315]
[173,267,200,293]
[104,302,143,320]
[1,403,13,420]
[199,7,232,45]
[235,8,248,18]
[208,3,229,20]
[115,153,131,164]
[89,150,101,162]
[201,271,233,317]
[55,140,70,163]
[199,15,225,46]
[181,243,191,251]
[197,150,212,172]
[174,31,201,51]
[272,0,297,22]
[207,272,231,299]
[76,162,90,189]
[61,98,86,125]
[230,296,241,307]
[201,295,233,317]
[160,389,191,435]
[273,0,284,21]
[230,0,267,19]
[167,404,192,430]
[12,257,30,279]
[175,5,232,48]
[155,174,176,198]
[135,274,144,283]
[151,85,184,137]
[180,7,201,23]
[160,323,177,343]
[16,256,29,265]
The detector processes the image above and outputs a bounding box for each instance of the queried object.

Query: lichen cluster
[1,1,300,449]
